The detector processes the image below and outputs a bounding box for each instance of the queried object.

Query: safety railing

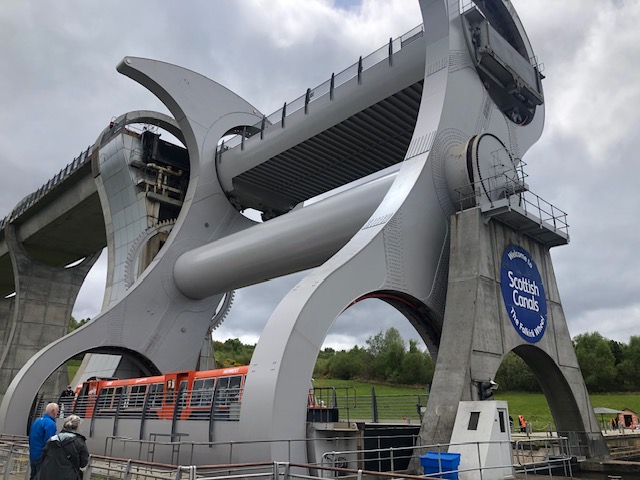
[0,122,157,232]
[83,457,438,480]
[9,433,576,480]
[221,24,424,152]
[35,387,429,428]
[310,387,428,424]
[0,436,30,480]
[454,160,569,239]
[0,144,94,231]
[514,436,574,478]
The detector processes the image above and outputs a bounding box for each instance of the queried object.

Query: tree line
[212,328,435,385]
[71,317,640,393]
[212,330,640,393]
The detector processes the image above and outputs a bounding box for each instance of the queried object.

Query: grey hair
[45,403,59,416]
[63,415,81,430]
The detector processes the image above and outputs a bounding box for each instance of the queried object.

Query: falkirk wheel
[0,0,608,464]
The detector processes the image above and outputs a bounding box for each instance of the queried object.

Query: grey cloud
[1,1,638,354]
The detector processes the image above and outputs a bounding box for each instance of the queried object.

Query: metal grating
[231,82,423,215]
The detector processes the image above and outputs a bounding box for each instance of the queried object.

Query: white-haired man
[28,402,58,480]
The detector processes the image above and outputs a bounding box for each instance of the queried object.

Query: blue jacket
[29,413,57,461]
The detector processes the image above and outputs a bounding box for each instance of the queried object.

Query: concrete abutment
[420,208,609,459]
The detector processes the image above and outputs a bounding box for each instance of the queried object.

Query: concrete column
[0,225,99,403]
[0,296,15,352]
[419,208,608,459]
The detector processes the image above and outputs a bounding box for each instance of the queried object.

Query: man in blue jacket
[29,403,59,480]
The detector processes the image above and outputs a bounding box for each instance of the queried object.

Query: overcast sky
[1,1,638,353]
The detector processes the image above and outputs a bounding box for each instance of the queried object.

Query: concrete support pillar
[0,296,15,346]
[0,225,99,403]
[419,208,608,459]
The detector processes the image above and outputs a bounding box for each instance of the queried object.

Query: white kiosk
[448,401,514,480]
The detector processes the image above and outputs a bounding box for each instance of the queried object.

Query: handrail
[0,122,158,232]
[454,160,569,238]
[34,388,429,429]
[7,431,578,479]
[82,438,571,480]
[221,24,424,151]
[0,144,94,231]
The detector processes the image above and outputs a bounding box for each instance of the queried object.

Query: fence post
[3,446,14,480]
[371,387,378,423]
[476,442,483,480]
[173,466,181,480]
[124,459,132,480]
[84,455,93,479]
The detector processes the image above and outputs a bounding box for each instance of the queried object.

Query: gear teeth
[211,290,235,331]
[124,219,176,289]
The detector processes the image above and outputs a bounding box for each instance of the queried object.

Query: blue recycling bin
[420,452,461,480]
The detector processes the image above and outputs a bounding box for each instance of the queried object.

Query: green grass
[312,379,640,431]
[67,359,81,382]
[313,378,429,395]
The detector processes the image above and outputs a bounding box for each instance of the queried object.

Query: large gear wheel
[211,290,234,331]
[124,219,176,289]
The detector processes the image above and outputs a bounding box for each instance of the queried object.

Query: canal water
[578,471,640,480]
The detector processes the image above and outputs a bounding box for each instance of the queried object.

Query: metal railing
[0,144,94,231]
[35,387,429,427]
[221,24,424,152]
[0,435,30,480]
[4,431,575,480]
[310,387,428,424]
[454,158,569,239]
[514,436,574,478]
[0,122,157,233]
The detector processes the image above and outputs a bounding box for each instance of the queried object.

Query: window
[119,386,130,409]
[127,385,148,409]
[214,376,242,407]
[468,411,480,431]
[191,378,215,407]
[148,383,163,408]
[96,387,115,411]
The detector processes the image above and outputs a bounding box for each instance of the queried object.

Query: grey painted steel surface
[0,0,606,465]
[174,172,396,298]
[237,0,542,463]
[0,110,181,299]
[0,60,264,433]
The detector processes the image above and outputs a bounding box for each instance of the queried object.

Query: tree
[326,347,369,380]
[495,352,540,392]
[573,332,617,392]
[68,317,89,333]
[213,338,255,367]
[399,341,434,385]
[314,347,336,378]
[617,336,640,391]
[609,340,625,365]
[367,328,406,382]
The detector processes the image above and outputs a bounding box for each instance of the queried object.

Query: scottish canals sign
[500,245,547,343]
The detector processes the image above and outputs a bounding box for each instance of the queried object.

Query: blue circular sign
[500,245,547,343]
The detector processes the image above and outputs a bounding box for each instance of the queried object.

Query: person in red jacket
[518,415,527,433]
